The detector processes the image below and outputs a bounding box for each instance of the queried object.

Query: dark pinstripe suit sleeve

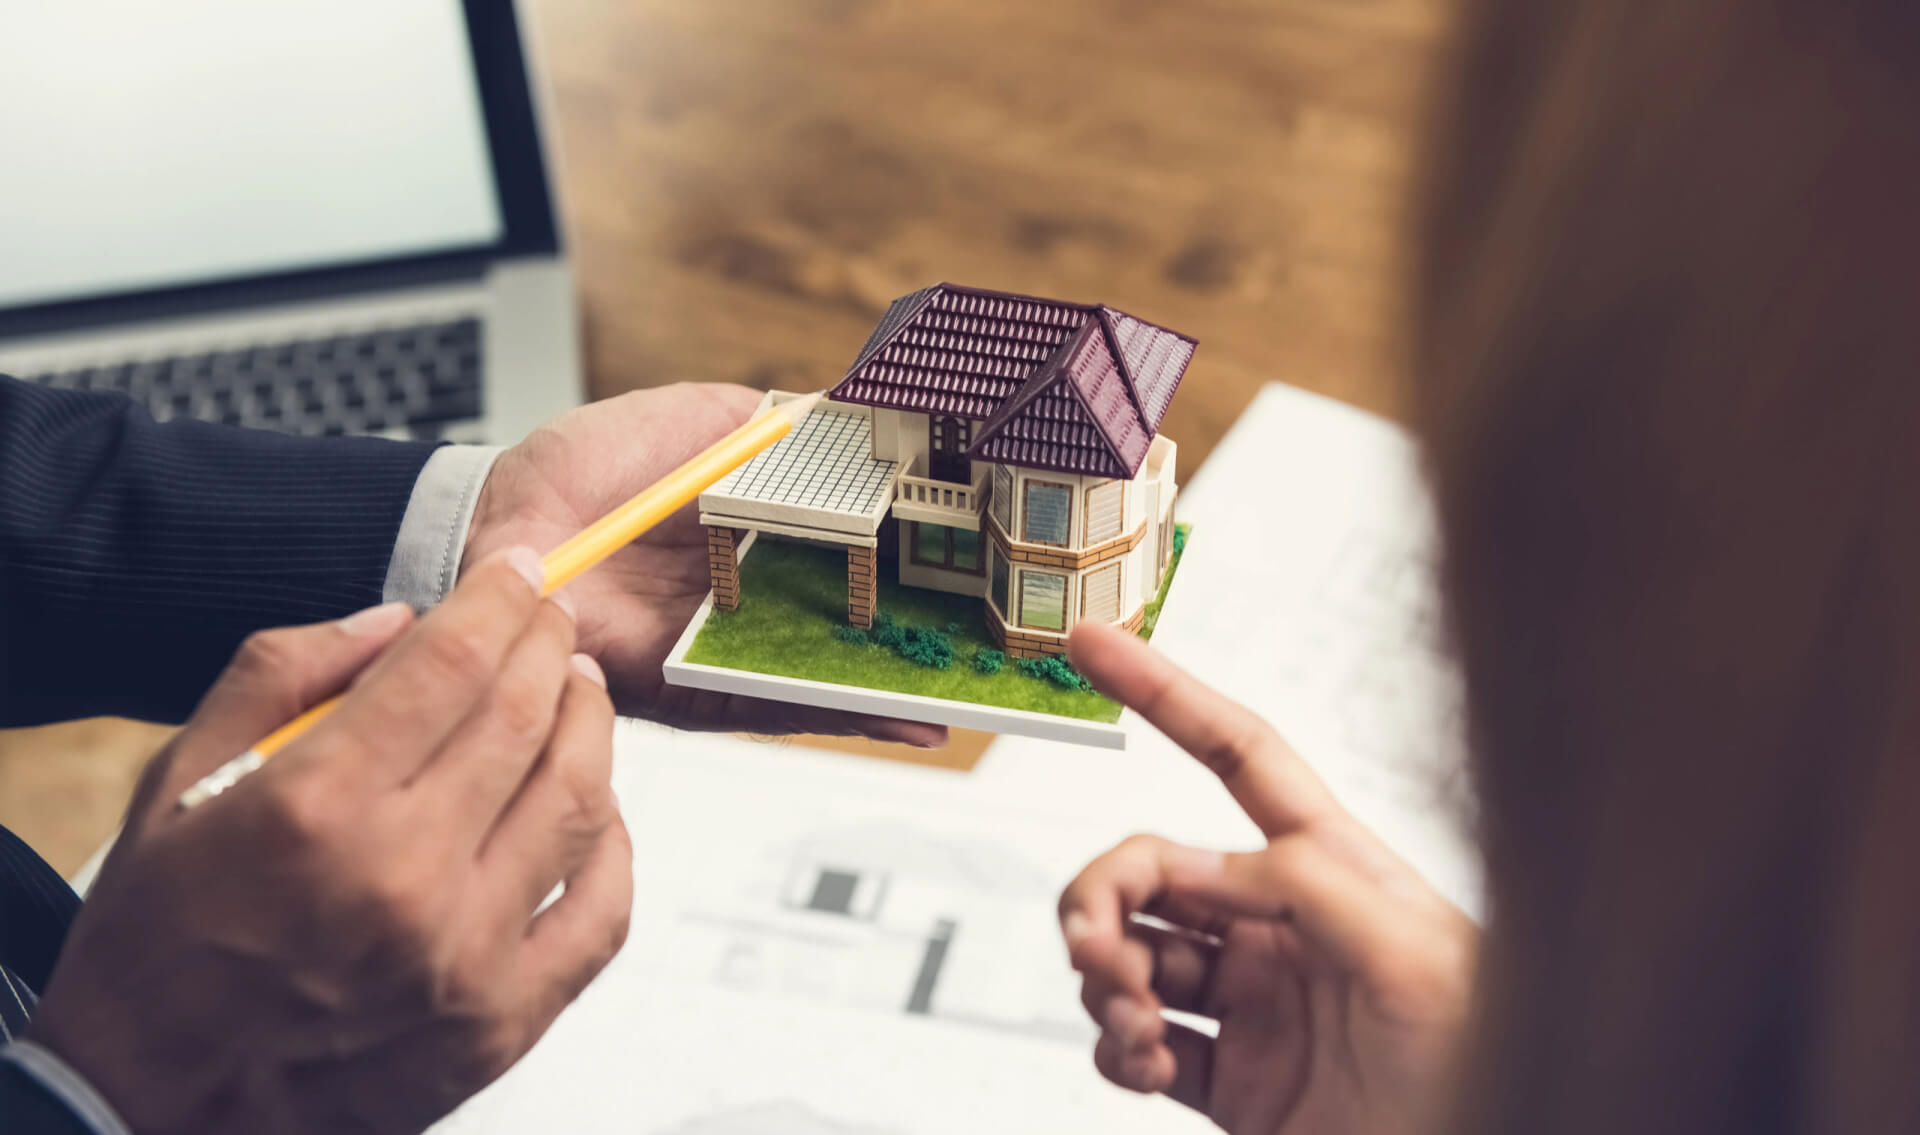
[0,1059,95,1135]
[0,825,77,996]
[0,375,437,727]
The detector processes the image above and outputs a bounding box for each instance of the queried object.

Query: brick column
[707,526,742,611]
[847,544,878,629]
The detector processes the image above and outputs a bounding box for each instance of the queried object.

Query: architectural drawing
[676,818,1091,1046]
[654,1101,899,1135]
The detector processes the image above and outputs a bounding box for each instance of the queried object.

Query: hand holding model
[467,382,948,747]
[29,551,628,1135]
[1058,622,1477,1135]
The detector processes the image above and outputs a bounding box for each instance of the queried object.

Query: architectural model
[663,283,1195,748]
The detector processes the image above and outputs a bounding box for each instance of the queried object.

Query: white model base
[662,593,1130,750]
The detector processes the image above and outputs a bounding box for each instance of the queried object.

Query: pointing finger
[1068,621,1337,837]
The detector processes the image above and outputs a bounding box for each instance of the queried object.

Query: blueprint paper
[974,383,1479,915]
[436,384,1478,1133]
[435,728,1213,1134]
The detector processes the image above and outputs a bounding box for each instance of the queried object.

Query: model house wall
[861,391,1180,656]
[868,407,927,466]
[976,436,1177,657]
[706,284,1194,653]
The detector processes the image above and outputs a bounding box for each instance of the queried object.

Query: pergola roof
[699,400,900,545]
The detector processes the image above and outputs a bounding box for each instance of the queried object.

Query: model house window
[930,415,974,483]
[1019,570,1068,632]
[1022,480,1072,546]
[1082,563,1121,623]
[991,465,1012,532]
[1144,482,1162,578]
[914,521,945,565]
[990,548,1010,615]
[1085,480,1123,545]
[910,522,984,575]
[952,527,982,572]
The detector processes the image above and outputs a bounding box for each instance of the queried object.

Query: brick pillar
[847,544,878,629]
[707,526,742,611]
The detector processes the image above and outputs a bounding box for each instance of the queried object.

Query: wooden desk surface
[0,0,1452,876]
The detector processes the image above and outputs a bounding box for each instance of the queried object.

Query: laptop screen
[0,0,506,311]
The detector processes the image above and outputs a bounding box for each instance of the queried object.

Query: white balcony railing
[894,461,990,528]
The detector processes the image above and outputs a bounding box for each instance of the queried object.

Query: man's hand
[1057,623,1477,1135]
[30,549,630,1135]
[467,383,947,746]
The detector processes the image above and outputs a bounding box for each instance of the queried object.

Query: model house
[699,283,1194,659]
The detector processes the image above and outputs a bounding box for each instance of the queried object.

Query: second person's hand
[1058,622,1477,1135]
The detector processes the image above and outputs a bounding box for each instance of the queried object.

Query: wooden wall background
[0,0,1454,876]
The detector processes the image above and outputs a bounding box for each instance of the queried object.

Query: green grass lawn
[684,526,1190,724]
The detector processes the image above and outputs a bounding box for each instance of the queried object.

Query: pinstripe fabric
[0,1057,94,1134]
[2,1041,132,1135]
[0,823,75,1000]
[0,376,445,1132]
[0,965,35,1038]
[0,828,84,1132]
[0,375,437,726]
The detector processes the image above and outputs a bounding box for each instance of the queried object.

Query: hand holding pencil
[39,383,953,1133]
[179,388,868,809]
[36,537,633,1133]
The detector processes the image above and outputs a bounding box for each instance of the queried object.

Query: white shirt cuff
[382,444,504,610]
[2,1040,134,1135]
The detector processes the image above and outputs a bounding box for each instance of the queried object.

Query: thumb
[132,603,416,826]
[1162,835,1413,985]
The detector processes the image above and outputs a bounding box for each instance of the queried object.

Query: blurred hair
[1414,2,1920,1133]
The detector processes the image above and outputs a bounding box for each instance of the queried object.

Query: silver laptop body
[0,0,581,445]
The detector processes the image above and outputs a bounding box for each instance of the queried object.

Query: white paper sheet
[973,383,1479,915]
[436,727,1213,1134]
[436,383,1479,1133]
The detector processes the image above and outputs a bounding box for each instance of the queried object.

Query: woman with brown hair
[1058,0,1920,1132]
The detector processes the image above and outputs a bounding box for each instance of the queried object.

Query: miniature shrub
[870,612,906,651]
[853,612,956,670]
[831,623,870,646]
[1016,654,1093,692]
[898,625,955,670]
[1173,525,1188,555]
[974,649,1005,675]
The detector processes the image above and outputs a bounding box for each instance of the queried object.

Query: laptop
[0,0,580,444]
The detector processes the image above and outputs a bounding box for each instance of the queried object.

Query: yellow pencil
[178,391,824,809]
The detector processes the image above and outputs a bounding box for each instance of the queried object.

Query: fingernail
[1165,845,1225,880]
[1062,911,1093,948]
[506,545,545,594]
[551,590,578,623]
[1104,999,1153,1047]
[571,653,607,688]
[338,601,412,637]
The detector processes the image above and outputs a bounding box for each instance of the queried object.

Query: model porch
[700,393,902,629]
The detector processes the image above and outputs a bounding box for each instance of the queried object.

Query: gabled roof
[827,283,1196,479]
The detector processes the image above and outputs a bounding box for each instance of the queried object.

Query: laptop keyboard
[21,317,483,439]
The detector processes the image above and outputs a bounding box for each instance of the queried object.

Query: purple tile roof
[827,283,1196,479]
